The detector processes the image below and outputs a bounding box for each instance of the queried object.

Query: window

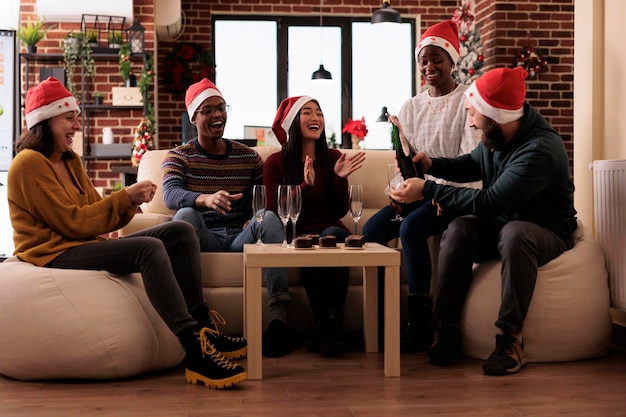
[213,15,417,149]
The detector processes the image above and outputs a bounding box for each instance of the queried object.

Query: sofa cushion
[0,257,184,380]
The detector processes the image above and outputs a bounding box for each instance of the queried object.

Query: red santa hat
[272,96,315,145]
[464,67,528,124]
[25,77,80,130]
[185,78,225,122]
[415,20,460,65]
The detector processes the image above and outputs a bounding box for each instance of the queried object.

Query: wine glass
[349,184,363,234]
[387,163,404,222]
[289,185,302,247]
[277,185,291,248]
[252,185,266,245]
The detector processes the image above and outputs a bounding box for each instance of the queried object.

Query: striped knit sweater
[8,149,138,266]
[161,139,263,229]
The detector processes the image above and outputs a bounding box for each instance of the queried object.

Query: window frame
[211,14,418,148]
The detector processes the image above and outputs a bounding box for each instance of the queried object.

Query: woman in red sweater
[264,96,365,356]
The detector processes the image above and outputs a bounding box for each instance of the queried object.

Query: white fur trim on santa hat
[416,36,460,65]
[187,87,224,122]
[280,96,314,143]
[26,96,80,130]
[464,82,524,125]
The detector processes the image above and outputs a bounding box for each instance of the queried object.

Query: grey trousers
[47,221,203,336]
[435,215,573,334]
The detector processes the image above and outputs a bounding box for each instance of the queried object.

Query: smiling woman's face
[48,111,81,154]
[298,101,324,142]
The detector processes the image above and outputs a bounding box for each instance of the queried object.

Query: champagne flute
[277,184,291,247]
[387,163,404,222]
[349,184,363,234]
[252,185,266,245]
[289,185,302,247]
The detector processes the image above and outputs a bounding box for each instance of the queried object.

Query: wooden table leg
[363,266,378,353]
[384,265,401,377]
[244,266,263,380]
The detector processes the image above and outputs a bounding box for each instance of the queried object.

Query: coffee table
[243,242,401,379]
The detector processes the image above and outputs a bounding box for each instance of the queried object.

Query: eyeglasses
[195,104,229,115]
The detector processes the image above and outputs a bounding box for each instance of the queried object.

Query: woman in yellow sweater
[7,77,246,389]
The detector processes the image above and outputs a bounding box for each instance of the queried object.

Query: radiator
[592,159,626,310]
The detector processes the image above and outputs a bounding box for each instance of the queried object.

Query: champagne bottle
[391,122,424,179]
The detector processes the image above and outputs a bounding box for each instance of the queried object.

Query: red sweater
[263,149,349,237]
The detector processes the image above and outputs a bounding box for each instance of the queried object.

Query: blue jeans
[174,208,290,306]
[435,215,573,333]
[362,201,455,294]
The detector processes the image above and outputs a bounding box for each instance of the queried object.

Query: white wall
[0,0,20,29]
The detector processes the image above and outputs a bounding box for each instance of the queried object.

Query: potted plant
[92,91,105,105]
[63,32,95,100]
[108,31,123,49]
[118,43,136,86]
[86,30,99,48]
[17,18,48,54]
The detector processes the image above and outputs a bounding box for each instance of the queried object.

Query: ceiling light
[371,1,401,24]
[311,0,332,80]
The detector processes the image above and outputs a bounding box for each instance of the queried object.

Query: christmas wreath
[162,42,215,94]
[514,46,547,77]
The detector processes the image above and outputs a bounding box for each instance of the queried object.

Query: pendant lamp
[312,0,332,80]
[376,106,389,122]
[371,0,401,24]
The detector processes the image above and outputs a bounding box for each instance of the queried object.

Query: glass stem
[291,220,297,246]
[282,221,288,247]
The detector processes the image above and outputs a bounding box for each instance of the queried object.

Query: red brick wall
[19,0,574,187]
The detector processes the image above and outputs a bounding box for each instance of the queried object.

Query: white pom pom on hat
[25,77,80,130]
[464,66,529,124]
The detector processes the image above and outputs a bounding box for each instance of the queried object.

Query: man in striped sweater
[162,79,291,358]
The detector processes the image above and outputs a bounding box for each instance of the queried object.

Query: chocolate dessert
[293,236,313,249]
[345,234,365,248]
[318,235,337,248]
[310,234,321,246]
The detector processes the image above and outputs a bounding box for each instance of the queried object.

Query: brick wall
[19,0,574,187]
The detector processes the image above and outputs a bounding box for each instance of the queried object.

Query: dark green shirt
[423,104,577,242]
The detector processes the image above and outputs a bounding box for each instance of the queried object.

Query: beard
[481,118,507,150]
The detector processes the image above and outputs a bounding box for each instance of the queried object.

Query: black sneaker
[185,327,247,389]
[206,310,247,360]
[427,323,459,366]
[263,319,290,358]
[319,314,347,357]
[482,334,528,376]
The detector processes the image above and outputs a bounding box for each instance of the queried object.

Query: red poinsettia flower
[342,117,368,140]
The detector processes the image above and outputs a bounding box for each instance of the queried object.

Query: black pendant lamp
[376,106,389,122]
[372,0,401,24]
[312,0,332,80]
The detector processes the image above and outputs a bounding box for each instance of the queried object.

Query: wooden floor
[1,340,626,417]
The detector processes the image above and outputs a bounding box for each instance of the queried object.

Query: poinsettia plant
[342,117,368,140]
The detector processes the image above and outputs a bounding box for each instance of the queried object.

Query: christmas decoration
[342,117,368,149]
[132,117,154,166]
[162,42,215,94]
[451,0,485,85]
[514,46,548,77]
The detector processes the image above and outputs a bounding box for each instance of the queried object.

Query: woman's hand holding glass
[387,163,404,222]
[252,185,266,245]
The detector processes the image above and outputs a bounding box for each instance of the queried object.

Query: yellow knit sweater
[8,149,139,266]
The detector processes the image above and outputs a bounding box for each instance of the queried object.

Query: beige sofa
[119,146,405,336]
[121,146,613,362]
